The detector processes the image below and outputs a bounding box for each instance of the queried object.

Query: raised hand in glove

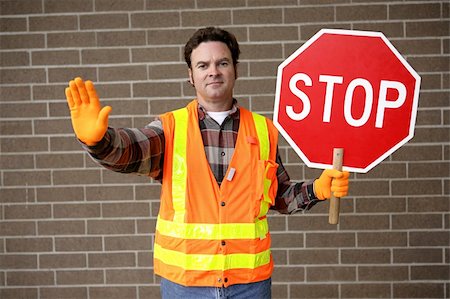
[65,77,112,146]
[314,169,350,200]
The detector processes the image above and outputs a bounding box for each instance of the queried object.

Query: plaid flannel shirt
[84,101,319,214]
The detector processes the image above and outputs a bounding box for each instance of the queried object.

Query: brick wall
[1,0,448,298]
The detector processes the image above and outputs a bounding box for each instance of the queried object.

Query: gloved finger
[65,87,75,110]
[331,184,349,192]
[324,169,345,179]
[341,171,350,179]
[333,190,348,198]
[69,79,81,106]
[85,80,99,105]
[75,77,90,104]
[332,179,349,187]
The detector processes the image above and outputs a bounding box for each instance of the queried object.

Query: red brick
[38,220,85,236]
[341,283,391,298]
[359,266,409,281]
[40,287,88,299]
[392,179,442,196]
[0,288,38,299]
[307,266,356,282]
[52,169,101,186]
[147,28,195,45]
[392,214,443,229]
[53,203,101,218]
[391,3,441,19]
[99,65,147,82]
[406,20,449,37]
[289,249,338,265]
[290,284,339,298]
[104,236,151,251]
[0,0,42,14]
[132,12,180,28]
[0,154,34,169]
[96,0,144,11]
[39,254,86,269]
[0,187,35,203]
[134,82,182,98]
[6,238,53,253]
[0,254,37,269]
[272,266,305,282]
[44,0,93,13]
[5,204,51,220]
[97,31,146,47]
[181,10,231,27]
[285,6,334,23]
[358,232,407,247]
[37,187,84,202]
[0,51,29,66]
[82,49,130,65]
[306,233,355,248]
[337,4,387,21]
[47,32,96,48]
[55,237,102,252]
[102,202,150,218]
[29,16,77,31]
[88,252,135,268]
[56,270,104,285]
[409,231,449,247]
[7,271,54,286]
[105,268,153,284]
[89,287,137,299]
[393,283,445,298]
[341,249,390,264]
[80,13,129,29]
[233,8,282,24]
[87,220,135,235]
[0,34,45,50]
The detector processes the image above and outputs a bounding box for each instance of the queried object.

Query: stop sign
[274,29,421,173]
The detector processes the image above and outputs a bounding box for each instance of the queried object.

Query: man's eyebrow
[195,60,208,66]
[194,57,231,66]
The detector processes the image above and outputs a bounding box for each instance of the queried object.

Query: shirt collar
[197,98,240,121]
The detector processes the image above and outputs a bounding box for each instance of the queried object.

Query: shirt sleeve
[82,120,165,179]
[271,147,320,214]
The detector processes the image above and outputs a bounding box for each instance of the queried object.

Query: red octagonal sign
[274,29,421,173]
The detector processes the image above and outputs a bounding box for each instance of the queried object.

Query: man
[65,27,349,299]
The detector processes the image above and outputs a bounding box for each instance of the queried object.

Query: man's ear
[234,64,238,80]
[188,68,194,86]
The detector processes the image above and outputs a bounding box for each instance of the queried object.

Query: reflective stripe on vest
[156,215,269,240]
[171,107,189,223]
[252,112,272,219]
[154,243,271,271]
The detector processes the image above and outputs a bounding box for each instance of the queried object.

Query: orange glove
[65,77,112,146]
[314,169,350,200]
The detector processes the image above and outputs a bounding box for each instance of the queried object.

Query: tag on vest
[226,168,236,181]
[246,136,258,144]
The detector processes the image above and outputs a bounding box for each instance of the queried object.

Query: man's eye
[197,64,206,69]
[220,62,229,67]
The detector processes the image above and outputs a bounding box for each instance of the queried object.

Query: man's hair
[184,27,240,69]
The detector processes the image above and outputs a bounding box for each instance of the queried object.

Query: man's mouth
[207,81,223,86]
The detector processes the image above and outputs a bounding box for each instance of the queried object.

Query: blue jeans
[160,277,271,299]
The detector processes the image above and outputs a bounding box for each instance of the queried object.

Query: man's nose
[209,65,220,76]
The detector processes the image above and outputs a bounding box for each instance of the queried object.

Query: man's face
[188,41,237,111]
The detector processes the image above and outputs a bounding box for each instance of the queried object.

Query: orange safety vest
[154,100,279,287]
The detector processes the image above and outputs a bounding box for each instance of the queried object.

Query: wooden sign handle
[329,148,344,225]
